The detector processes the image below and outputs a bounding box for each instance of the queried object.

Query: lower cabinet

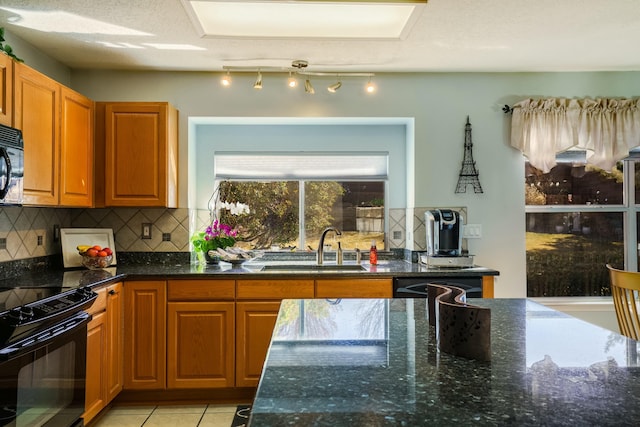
[235,301,282,387]
[84,282,123,424]
[167,301,235,388]
[123,280,167,390]
[121,276,393,393]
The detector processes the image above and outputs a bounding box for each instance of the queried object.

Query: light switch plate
[463,224,482,239]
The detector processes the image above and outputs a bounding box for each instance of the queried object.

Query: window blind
[214,152,389,180]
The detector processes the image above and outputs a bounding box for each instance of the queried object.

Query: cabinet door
[60,87,93,206]
[106,282,123,401]
[315,278,393,298]
[167,301,235,389]
[103,102,177,207]
[0,54,13,126]
[235,301,281,387]
[123,281,166,390]
[14,62,60,205]
[84,310,106,424]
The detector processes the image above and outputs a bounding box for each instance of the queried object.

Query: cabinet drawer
[315,278,392,298]
[236,279,315,300]
[86,286,107,315]
[167,280,235,301]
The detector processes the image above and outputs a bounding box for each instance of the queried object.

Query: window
[214,152,387,251]
[524,152,639,297]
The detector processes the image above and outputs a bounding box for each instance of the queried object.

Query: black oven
[0,287,97,427]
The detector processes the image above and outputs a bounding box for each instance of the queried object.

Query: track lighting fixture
[253,70,263,89]
[327,81,342,93]
[221,70,232,87]
[365,77,376,94]
[304,79,315,94]
[220,60,376,94]
[287,71,297,88]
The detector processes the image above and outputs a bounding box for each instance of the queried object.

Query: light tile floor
[91,404,242,427]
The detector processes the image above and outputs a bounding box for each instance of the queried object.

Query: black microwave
[0,124,24,206]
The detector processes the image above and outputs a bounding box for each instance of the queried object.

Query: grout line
[140,405,157,426]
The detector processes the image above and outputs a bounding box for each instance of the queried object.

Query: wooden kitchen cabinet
[167,301,235,388]
[60,87,94,206]
[235,301,281,387]
[105,282,124,401]
[100,102,178,207]
[0,53,13,126]
[124,280,166,390]
[14,61,60,205]
[14,61,94,206]
[235,279,314,387]
[84,282,123,424]
[84,298,106,423]
[166,279,235,389]
[315,278,393,298]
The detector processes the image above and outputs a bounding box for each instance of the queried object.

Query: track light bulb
[221,71,231,87]
[304,79,315,94]
[288,72,297,88]
[254,71,263,89]
[365,78,376,94]
[328,81,342,93]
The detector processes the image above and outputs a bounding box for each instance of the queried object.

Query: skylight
[182,0,426,39]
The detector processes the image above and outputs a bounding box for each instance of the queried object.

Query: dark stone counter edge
[0,256,499,290]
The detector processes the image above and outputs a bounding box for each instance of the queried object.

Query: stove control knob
[75,287,94,299]
[22,306,35,319]
[8,307,34,323]
[7,308,25,322]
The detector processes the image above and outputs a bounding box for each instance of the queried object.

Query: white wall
[4,30,70,85]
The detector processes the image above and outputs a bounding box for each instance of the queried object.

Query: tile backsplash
[0,207,190,262]
[0,206,466,263]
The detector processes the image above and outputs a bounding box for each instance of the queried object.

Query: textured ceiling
[1,0,639,73]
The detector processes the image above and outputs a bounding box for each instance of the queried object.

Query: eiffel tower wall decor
[455,116,483,194]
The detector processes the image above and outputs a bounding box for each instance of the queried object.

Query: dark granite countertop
[0,259,498,290]
[249,298,640,426]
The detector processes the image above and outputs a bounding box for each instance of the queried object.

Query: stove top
[0,269,111,350]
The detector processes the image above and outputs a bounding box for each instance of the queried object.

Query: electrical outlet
[37,235,43,246]
[162,233,171,242]
[53,224,60,242]
[142,223,152,239]
[463,224,482,239]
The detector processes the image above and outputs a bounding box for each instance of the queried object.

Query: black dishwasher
[393,276,483,298]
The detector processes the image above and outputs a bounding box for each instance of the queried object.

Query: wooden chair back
[607,264,640,340]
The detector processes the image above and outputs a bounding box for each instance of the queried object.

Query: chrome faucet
[317,227,342,265]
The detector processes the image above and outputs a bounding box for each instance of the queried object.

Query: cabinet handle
[108,289,117,295]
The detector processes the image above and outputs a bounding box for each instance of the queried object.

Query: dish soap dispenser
[369,240,378,265]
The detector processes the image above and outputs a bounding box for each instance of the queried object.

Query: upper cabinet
[14,61,94,207]
[14,62,60,206]
[60,87,94,206]
[0,54,13,126]
[97,102,178,207]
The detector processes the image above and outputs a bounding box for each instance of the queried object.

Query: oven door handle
[0,146,11,200]
[0,311,91,361]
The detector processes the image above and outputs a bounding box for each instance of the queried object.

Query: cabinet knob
[108,289,117,295]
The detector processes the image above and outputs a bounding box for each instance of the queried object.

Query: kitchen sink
[260,264,367,272]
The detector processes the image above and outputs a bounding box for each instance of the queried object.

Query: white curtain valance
[510,98,640,173]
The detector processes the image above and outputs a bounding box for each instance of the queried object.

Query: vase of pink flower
[191,219,239,264]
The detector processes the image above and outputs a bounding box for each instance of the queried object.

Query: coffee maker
[423,209,474,267]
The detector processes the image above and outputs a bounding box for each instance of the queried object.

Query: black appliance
[0,283,97,427]
[0,123,24,206]
[393,276,483,299]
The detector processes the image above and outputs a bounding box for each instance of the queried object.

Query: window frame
[525,158,639,296]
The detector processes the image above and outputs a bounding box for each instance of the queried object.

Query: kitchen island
[249,298,640,426]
